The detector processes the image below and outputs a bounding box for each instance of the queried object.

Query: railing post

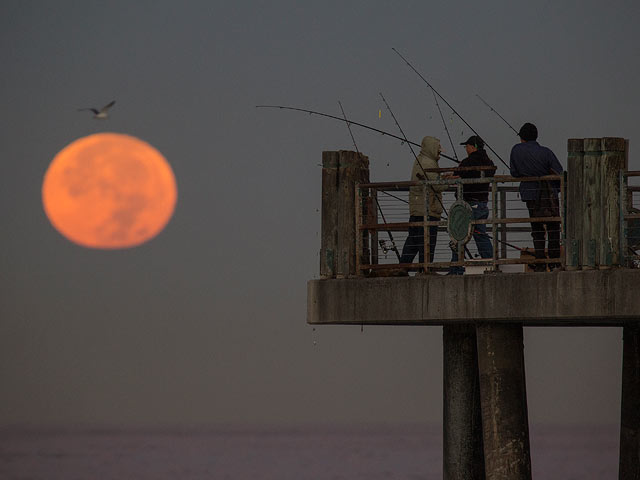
[620,170,629,268]
[371,189,379,266]
[491,179,498,268]
[423,183,430,272]
[355,183,363,276]
[456,182,464,268]
[499,189,507,259]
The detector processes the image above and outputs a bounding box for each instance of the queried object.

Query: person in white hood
[399,136,447,266]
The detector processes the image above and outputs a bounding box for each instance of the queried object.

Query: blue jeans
[449,202,493,274]
[400,215,439,264]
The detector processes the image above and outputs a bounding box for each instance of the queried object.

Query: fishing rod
[476,94,519,135]
[378,93,428,183]
[338,101,401,261]
[379,92,474,261]
[255,104,459,163]
[391,48,509,170]
[338,101,361,157]
[431,89,459,163]
[472,228,525,252]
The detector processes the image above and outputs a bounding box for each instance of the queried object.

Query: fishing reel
[379,239,397,256]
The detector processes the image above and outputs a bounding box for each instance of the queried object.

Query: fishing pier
[307,138,640,479]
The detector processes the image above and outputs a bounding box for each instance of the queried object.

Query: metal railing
[621,171,640,266]
[356,169,565,275]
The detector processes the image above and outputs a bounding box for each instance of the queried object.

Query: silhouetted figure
[448,135,497,274]
[510,123,563,271]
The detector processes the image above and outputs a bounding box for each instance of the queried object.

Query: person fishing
[510,122,564,272]
[399,136,447,267]
[447,136,497,274]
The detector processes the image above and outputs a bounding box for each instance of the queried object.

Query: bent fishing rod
[475,94,518,135]
[255,104,459,164]
[391,48,509,170]
[338,101,401,261]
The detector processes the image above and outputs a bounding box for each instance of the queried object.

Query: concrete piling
[620,324,640,480]
[476,324,531,480]
[443,324,485,480]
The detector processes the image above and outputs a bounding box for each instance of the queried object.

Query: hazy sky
[1,1,638,428]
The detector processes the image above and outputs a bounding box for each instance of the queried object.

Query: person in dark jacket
[510,123,564,271]
[448,136,497,274]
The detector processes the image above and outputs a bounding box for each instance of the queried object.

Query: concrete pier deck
[307,269,640,327]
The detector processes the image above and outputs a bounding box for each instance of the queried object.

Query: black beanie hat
[517,123,538,141]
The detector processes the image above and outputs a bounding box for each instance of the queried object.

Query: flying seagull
[78,100,115,119]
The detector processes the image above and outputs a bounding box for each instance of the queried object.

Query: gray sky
[1,0,637,428]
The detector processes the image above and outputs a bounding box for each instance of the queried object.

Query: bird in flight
[78,100,115,119]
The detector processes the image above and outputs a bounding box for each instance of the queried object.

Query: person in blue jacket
[510,123,564,271]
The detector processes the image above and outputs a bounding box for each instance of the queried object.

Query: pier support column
[443,325,485,480]
[620,324,640,480]
[476,324,531,480]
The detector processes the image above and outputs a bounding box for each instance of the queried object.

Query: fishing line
[391,48,509,169]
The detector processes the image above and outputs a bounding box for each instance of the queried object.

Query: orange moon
[42,133,178,249]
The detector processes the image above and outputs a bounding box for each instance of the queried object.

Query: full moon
[42,133,178,249]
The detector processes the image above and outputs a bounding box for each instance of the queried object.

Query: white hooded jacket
[408,136,447,217]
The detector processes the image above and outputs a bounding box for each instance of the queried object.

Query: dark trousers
[400,215,438,264]
[526,200,560,260]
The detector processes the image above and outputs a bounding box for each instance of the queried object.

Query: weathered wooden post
[566,137,627,269]
[443,325,485,480]
[320,151,369,278]
[599,138,627,267]
[566,139,584,269]
[582,138,601,268]
[476,324,531,480]
[565,137,628,270]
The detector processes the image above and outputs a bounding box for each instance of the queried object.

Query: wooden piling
[567,137,627,269]
[320,151,369,278]
[566,139,584,269]
[476,324,531,480]
[443,325,485,480]
[582,138,602,269]
[620,324,640,480]
[599,138,627,267]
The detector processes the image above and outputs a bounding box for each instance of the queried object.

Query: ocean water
[0,424,618,479]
